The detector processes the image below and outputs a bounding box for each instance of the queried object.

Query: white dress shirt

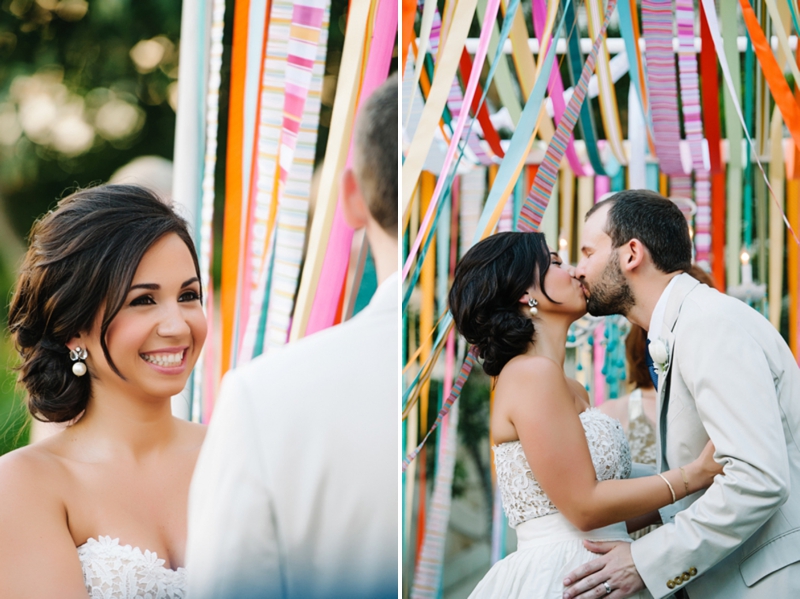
[186,273,399,599]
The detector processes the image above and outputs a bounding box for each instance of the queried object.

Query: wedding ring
[604,581,612,594]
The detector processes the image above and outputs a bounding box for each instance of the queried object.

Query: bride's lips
[139,346,189,374]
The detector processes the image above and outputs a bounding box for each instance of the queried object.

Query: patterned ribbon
[289,0,374,341]
[239,0,294,366]
[259,2,330,352]
[641,0,684,176]
[519,0,617,232]
[237,0,331,361]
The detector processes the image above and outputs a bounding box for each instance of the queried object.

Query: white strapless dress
[78,536,186,598]
[469,409,652,599]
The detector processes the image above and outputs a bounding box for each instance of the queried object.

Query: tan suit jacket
[630,273,800,598]
[185,273,398,599]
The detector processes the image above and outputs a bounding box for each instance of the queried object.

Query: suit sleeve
[186,373,284,599]
[630,306,790,599]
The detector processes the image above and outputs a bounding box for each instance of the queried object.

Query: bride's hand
[691,440,724,489]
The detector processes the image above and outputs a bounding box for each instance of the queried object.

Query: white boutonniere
[649,338,671,373]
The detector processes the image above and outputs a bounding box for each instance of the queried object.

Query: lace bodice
[627,389,658,466]
[493,408,632,528]
[78,536,186,599]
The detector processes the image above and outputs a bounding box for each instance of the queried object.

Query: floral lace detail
[493,409,632,528]
[627,390,657,467]
[77,536,186,599]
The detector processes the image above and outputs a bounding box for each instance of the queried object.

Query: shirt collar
[648,275,680,342]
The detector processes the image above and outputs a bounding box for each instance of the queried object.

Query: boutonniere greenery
[650,338,671,373]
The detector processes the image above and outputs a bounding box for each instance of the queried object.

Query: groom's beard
[584,253,635,316]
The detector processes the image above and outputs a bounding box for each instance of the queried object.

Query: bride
[0,185,206,598]
[447,231,721,599]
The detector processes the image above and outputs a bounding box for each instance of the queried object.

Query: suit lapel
[653,274,700,472]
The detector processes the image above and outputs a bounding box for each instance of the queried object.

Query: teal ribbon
[561,0,607,176]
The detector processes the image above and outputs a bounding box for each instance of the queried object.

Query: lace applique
[627,391,658,467]
[493,409,632,528]
[77,536,186,599]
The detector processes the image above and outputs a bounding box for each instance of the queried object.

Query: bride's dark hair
[449,232,556,376]
[8,184,201,423]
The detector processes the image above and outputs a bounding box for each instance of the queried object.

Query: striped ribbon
[519,0,617,232]
[260,2,330,352]
[238,0,331,360]
[403,349,477,470]
[676,0,705,173]
[641,0,684,176]
[238,0,294,367]
[192,0,226,422]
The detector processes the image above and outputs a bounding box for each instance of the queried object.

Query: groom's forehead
[582,207,612,244]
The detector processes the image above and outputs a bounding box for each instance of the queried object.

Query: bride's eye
[179,290,202,303]
[130,295,155,306]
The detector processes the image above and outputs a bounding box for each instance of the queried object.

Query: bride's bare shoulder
[173,417,207,451]
[0,438,69,497]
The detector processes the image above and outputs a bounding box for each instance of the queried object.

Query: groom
[563,190,800,599]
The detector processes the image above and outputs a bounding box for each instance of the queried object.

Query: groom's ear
[620,238,646,272]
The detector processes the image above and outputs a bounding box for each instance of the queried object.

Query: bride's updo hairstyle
[449,232,556,376]
[8,184,201,423]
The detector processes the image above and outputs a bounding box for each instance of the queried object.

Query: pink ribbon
[304,0,397,335]
[531,0,588,177]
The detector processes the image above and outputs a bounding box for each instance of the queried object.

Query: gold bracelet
[658,473,677,503]
[679,466,690,496]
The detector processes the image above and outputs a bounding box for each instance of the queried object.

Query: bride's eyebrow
[128,277,200,292]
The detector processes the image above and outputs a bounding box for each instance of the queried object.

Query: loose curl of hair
[8,184,201,423]
[448,232,557,376]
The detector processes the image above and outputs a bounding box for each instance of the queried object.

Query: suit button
[673,577,683,586]
[689,567,698,576]
[667,580,676,589]
[681,572,690,582]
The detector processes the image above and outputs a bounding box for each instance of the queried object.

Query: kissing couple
[449,189,800,599]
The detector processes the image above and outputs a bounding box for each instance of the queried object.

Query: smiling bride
[0,185,207,598]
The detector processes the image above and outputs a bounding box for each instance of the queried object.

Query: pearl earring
[69,347,88,377]
[528,297,539,316]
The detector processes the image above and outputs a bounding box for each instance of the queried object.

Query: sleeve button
[689,567,698,576]
[667,581,676,589]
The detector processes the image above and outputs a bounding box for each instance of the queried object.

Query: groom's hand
[562,541,645,599]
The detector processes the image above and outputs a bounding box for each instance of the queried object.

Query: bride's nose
[565,264,576,278]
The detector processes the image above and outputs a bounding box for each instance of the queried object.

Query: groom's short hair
[354,73,398,237]
[587,189,692,273]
